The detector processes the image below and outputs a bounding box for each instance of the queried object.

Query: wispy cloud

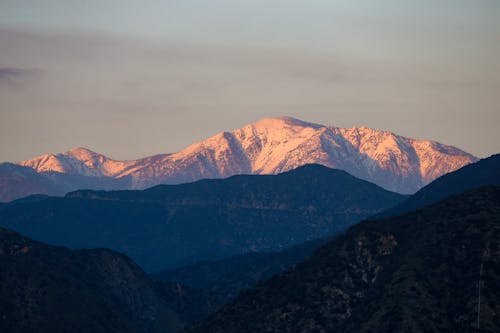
[0,66,41,80]
[0,67,25,79]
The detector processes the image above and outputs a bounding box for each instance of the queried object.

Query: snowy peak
[15,117,478,195]
[19,147,133,178]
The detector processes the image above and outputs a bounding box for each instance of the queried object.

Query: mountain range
[0,164,405,271]
[194,186,500,333]
[155,153,500,324]
[1,151,498,332]
[0,116,477,201]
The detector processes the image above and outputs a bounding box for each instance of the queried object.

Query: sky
[0,0,499,161]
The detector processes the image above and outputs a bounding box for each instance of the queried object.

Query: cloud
[0,66,41,80]
[0,67,25,79]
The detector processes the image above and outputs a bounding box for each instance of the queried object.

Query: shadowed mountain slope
[0,227,183,333]
[0,162,132,202]
[152,237,329,301]
[193,186,500,333]
[0,164,405,271]
[153,154,500,324]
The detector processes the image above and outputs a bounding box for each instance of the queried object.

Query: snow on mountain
[15,117,478,194]
[19,147,134,177]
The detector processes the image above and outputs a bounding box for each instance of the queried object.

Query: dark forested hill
[0,227,183,333]
[0,164,405,271]
[194,186,500,333]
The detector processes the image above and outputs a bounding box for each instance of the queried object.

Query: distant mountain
[382,153,500,217]
[0,227,183,333]
[0,163,61,201]
[193,186,500,333]
[0,116,476,202]
[0,162,131,202]
[0,164,405,271]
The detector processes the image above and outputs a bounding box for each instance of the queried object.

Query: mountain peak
[10,117,479,199]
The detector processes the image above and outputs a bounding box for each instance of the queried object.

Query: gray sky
[0,0,499,161]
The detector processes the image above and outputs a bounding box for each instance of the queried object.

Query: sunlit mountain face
[0,116,476,202]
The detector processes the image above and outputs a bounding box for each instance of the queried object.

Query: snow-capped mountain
[9,116,477,199]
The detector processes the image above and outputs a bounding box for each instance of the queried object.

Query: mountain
[382,154,500,217]
[193,186,500,333]
[153,153,500,322]
[0,164,405,271]
[0,163,61,201]
[0,116,476,202]
[0,161,132,202]
[0,227,183,333]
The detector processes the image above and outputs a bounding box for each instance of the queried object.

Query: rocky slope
[193,186,500,333]
[2,116,476,202]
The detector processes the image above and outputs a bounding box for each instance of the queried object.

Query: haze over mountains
[0,116,477,201]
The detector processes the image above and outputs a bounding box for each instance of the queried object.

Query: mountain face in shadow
[193,186,500,333]
[1,117,477,202]
[0,227,183,333]
[0,162,132,202]
[0,164,61,202]
[0,164,406,271]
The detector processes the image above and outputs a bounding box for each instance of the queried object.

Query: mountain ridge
[0,164,406,271]
[193,185,500,332]
[5,116,477,201]
[0,227,184,333]
[380,153,500,217]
